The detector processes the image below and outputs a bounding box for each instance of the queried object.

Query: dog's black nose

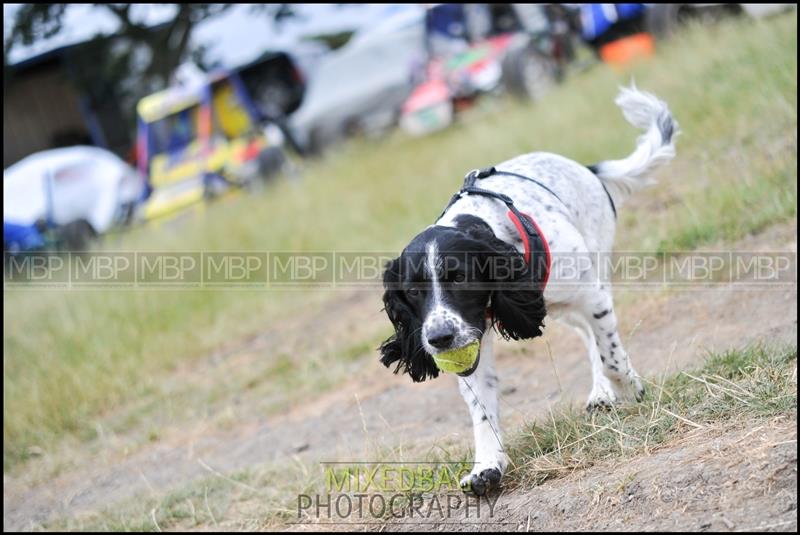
[428,329,455,350]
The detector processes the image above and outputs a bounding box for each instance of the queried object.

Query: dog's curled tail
[588,84,679,208]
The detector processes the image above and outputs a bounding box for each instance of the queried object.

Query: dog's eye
[453,273,466,283]
[407,287,420,297]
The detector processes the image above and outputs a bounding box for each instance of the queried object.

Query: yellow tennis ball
[432,341,480,374]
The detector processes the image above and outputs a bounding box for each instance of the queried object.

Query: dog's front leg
[457,329,507,495]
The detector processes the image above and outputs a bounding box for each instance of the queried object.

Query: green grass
[48,341,797,531]
[4,12,797,469]
[503,343,797,490]
[653,132,796,252]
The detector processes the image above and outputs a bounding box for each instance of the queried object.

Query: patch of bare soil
[3,223,797,531]
[385,418,797,532]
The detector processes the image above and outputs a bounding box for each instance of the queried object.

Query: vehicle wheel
[58,219,96,251]
[203,172,230,200]
[306,127,328,158]
[645,4,685,39]
[502,40,559,102]
[257,146,287,181]
[644,4,741,40]
[273,119,307,158]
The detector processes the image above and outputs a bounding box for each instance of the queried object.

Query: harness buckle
[475,166,496,179]
[464,169,479,188]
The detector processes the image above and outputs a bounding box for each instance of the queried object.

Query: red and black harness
[439,166,559,290]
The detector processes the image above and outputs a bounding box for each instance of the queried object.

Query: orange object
[600,33,655,70]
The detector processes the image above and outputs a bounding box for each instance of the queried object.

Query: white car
[4,146,146,251]
[289,6,427,154]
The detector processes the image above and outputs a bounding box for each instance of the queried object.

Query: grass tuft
[45,342,796,531]
[503,343,797,490]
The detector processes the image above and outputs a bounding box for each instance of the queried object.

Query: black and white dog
[379,85,678,495]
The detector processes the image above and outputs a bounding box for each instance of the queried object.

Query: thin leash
[437,165,599,459]
[439,165,559,452]
[462,375,505,455]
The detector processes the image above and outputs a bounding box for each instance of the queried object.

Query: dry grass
[47,341,796,531]
[4,8,797,484]
[503,343,797,490]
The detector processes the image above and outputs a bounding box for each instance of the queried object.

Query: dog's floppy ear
[379,256,439,382]
[485,237,547,341]
[451,213,547,340]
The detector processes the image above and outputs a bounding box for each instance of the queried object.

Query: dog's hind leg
[555,309,620,410]
[457,329,508,496]
[579,286,645,406]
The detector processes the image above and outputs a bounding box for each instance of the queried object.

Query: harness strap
[439,167,552,290]
[483,167,567,208]
[465,165,617,219]
[507,210,551,289]
[587,165,618,218]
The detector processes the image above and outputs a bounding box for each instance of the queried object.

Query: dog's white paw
[586,376,619,411]
[460,454,508,496]
[629,371,646,402]
[610,369,646,402]
[588,371,645,411]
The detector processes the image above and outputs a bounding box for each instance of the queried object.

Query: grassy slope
[54,342,797,531]
[503,344,797,490]
[3,13,797,468]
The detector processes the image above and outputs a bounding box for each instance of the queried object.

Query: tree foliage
[3,4,304,147]
[5,4,231,87]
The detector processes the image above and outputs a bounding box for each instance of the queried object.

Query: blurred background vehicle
[136,67,294,221]
[401,4,574,135]
[3,146,146,252]
[233,49,312,157]
[287,7,427,156]
[236,51,306,120]
[400,4,580,136]
[5,4,794,245]
[498,4,580,100]
[579,3,795,66]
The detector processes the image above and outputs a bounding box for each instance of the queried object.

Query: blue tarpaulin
[580,4,647,41]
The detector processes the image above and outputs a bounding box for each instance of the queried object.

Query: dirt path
[384,418,797,532]
[3,224,797,531]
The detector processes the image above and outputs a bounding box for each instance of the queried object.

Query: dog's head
[379,214,546,382]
